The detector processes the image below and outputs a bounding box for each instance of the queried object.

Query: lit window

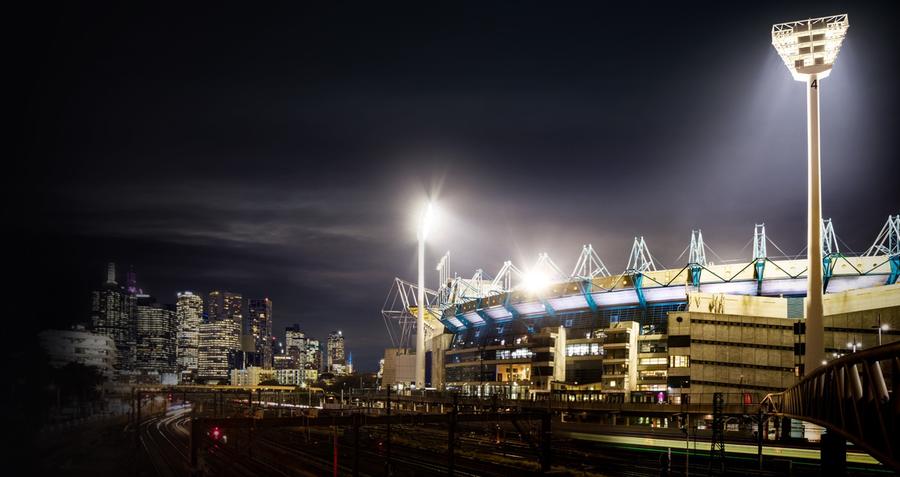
[565,343,602,357]
[639,357,667,366]
[670,356,690,368]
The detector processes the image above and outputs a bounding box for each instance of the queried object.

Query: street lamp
[771,14,849,373]
[872,316,889,346]
[416,202,435,389]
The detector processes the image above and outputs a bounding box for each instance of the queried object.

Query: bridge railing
[357,389,766,414]
[762,341,899,471]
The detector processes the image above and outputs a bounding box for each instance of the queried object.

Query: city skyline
[81,262,351,379]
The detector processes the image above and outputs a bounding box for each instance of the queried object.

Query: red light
[211,427,221,439]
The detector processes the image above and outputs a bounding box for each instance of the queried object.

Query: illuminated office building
[175,291,203,383]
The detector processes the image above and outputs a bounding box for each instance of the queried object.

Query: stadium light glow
[417,201,435,241]
[522,270,550,293]
[771,14,848,374]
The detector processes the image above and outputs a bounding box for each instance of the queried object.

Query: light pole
[872,315,889,346]
[772,14,849,373]
[416,202,434,390]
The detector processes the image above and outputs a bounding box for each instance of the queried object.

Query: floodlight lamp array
[772,14,848,81]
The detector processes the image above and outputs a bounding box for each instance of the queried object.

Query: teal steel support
[438,316,454,330]
[823,254,837,291]
[453,304,471,328]
[454,311,467,326]
[888,256,900,286]
[633,273,647,309]
[580,280,598,312]
[690,264,702,288]
[754,259,765,296]
[502,296,520,320]
[475,299,493,326]
[541,298,556,317]
[439,309,464,332]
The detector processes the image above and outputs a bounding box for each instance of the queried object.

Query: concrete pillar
[781,417,791,442]
[821,432,846,476]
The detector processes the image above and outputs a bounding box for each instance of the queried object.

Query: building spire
[126,266,140,295]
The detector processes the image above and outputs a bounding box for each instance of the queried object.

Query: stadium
[382,216,900,403]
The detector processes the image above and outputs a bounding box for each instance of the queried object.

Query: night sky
[12,2,899,371]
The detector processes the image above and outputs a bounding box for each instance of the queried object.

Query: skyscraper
[247,298,273,368]
[208,291,243,322]
[91,263,136,372]
[284,324,307,369]
[306,338,321,378]
[175,291,203,383]
[198,319,240,383]
[327,330,346,375]
[134,295,177,375]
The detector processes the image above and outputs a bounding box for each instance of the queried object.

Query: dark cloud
[13,1,900,369]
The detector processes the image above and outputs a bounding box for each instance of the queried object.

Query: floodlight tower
[416,202,434,389]
[772,14,848,373]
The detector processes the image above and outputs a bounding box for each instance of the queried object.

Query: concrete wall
[553,326,566,383]
[686,283,900,319]
[669,284,900,397]
[430,334,454,389]
[382,348,416,388]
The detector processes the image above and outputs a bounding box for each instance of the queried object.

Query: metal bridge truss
[761,341,900,472]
